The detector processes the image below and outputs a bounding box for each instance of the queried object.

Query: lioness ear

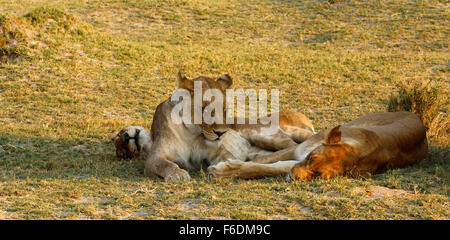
[109,132,119,142]
[217,74,232,90]
[324,125,341,145]
[177,71,194,92]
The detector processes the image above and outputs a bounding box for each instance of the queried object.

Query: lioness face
[177,72,233,139]
[201,123,231,141]
[289,143,358,181]
[288,125,358,181]
[177,72,232,109]
[110,126,150,159]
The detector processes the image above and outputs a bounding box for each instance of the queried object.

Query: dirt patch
[353,185,411,200]
[0,210,16,219]
[74,196,108,204]
[132,210,149,219]
[299,206,312,214]
[70,144,89,151]
[55,211,70,218]
[178,198,202,210]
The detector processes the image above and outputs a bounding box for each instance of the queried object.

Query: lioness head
[110,126,151,159]
[200,123,231,141]
[288,125,358,181]
[176,71,233,140]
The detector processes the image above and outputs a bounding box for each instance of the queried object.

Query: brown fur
[111,109,314,179]
[289,112,428,180]
[112,128,136,159]
[201,114,313,151]
[142,73,229,181]
[209,112,428,181]
[279,110,314,132]
[110,72,302,182]
[110,126,151,159]
[110,72,315,182]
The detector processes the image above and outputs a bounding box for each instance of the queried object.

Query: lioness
[111,72,314,182]
[207,111,428,181]
[111,110,314,162]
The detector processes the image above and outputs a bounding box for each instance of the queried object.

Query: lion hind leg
[280,125,315,143]
[246,146,273,162]
[247,131,297,151]
[250,145,298,164]
[208,160,298,179]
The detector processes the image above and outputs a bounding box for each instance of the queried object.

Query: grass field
[0,0,448,219]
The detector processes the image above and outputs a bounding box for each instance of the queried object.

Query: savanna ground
[0,0,448,219]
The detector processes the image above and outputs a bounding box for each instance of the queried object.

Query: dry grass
[388,81,448,144]
[0,15,31,62]
[0,0,448,219]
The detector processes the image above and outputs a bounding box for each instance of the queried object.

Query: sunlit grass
[0,0,448,219]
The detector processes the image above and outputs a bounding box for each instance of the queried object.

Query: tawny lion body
[208,111,428,181]
[110,72,314,182]
[111,109,314,181]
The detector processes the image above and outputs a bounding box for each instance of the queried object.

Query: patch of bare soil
[353,185,411,200]
[74,196,108,204]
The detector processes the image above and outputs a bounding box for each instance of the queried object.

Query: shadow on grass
[0,133,448,192]
[0,133,149,181]
[372,145,449,195]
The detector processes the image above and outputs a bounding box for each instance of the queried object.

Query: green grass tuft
[23,7,77,28]
[388,82,441,126]
[327,0,347,4]
[387,81,448,145]
[0,14,30,62]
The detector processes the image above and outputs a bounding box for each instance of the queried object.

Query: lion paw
[164,168,191,182]
[208,159,245,178]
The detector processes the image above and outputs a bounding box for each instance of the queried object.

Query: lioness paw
[208,159,245,178]
[165,168,191,182]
